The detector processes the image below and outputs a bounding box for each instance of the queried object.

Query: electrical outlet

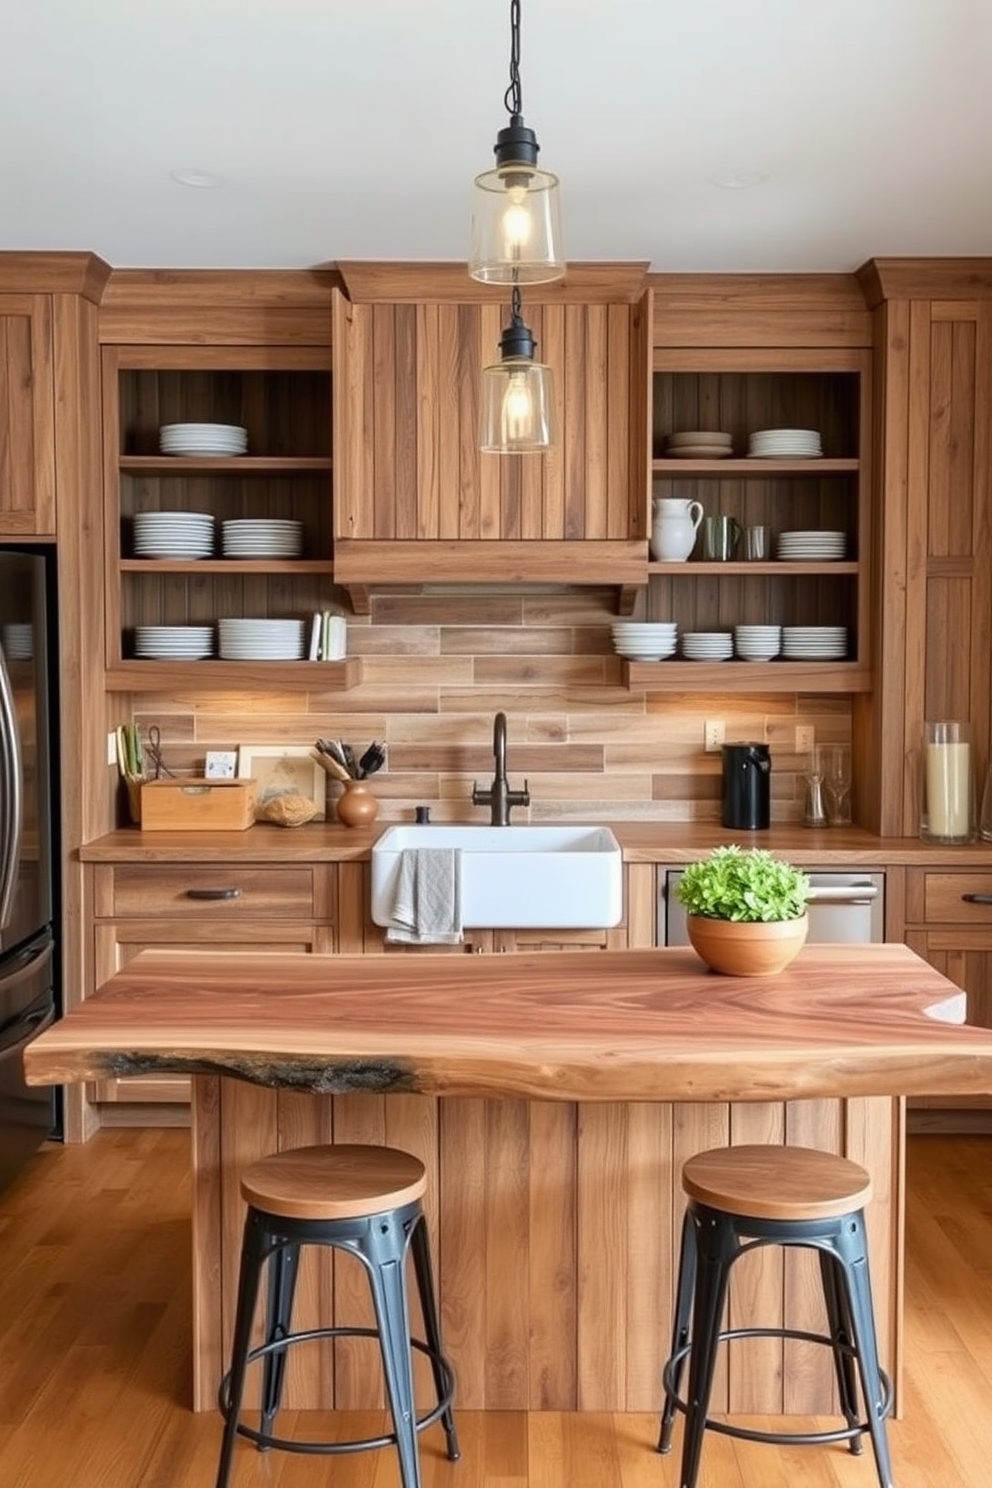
[795,725,815,754]
[107,730,118,766]
[704,719,725,752]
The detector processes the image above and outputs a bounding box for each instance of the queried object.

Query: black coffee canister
[721,742,771,830]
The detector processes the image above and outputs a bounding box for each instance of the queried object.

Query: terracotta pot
[686,912,809,976]
[336,781,379,829]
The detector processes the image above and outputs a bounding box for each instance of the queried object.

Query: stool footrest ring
[661,1326,892,1451]
[218,1324,458,1458]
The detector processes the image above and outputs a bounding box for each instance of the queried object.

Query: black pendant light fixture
[474,0,562,454]
[469,0,564,285]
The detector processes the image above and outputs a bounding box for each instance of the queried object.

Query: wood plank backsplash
[131,586,852,825]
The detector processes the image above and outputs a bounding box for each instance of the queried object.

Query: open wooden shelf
[119,456,331,474]
[651,457,858,476]
[621,659,872,693]
[104,658,361,693]
[646,560,858,577]
[119,559,333,575]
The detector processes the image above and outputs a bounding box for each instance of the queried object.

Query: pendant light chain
[505,0,523,119]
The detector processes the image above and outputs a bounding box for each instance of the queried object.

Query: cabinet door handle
[184,887,242,901]
[962,894,992,905]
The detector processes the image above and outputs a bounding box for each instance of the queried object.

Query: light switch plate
[704,720,725,752]
[795,725,815,754]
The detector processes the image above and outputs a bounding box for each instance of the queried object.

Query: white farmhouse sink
[370,824,623,930]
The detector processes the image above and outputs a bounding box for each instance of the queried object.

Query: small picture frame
[204,749,238,780]
[237,745,326,818]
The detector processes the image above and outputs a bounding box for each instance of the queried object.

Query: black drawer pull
[962,894,992,905]
[184,887,242,901]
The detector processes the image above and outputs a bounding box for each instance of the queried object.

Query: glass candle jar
[920,720,976,844]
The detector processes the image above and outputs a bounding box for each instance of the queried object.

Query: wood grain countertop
[25,944,992,1104]
[77,821,992,866]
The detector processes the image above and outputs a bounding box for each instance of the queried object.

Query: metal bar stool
[215,1144,459,1488]
[658,1144,894,1488]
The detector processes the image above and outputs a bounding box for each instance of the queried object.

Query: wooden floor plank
[0,1130,990,1485]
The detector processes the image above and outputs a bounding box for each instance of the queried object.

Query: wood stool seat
[216,1142,458,1488]
[660,1142,893,1488]
[240,1143,427,1219]
[681,1143,872,1220]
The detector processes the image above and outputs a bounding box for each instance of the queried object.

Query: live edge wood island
[25,943,992,1419]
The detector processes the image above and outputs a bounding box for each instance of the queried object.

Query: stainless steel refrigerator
[0,548,58,1193]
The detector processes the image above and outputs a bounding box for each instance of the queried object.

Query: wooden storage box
[138,779,257,832]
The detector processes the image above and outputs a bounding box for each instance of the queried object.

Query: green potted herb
[676,845,811,975]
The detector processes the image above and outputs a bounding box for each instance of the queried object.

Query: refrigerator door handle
[0,1000,54,1060]
[0,647,24,932]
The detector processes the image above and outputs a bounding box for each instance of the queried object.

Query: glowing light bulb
[501,184,532,256]
[501,370,534,444]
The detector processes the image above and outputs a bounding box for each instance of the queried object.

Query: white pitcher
[651,496,704,562]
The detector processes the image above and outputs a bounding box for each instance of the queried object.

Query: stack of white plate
[217,618,305,660]
[681,631,734,661]
[663,430,733,459]
[748,428,823,459]
[221,519,303,558]
[133,511,215,559]
[159,423,248,457]
[2,622,34,659]
[134,625,213,660]
[734,625,782,661]
[777,530,846,560]
[611,621,678,660]
[781,626,848,660]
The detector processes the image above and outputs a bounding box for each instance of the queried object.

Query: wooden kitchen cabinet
[0,293,56,536]
[331,262,652,596]
[99,342,358,692]
[904,867,992,1127]
[904,869,992,1028]
[858,261,992,835]
[86,862,336,1112]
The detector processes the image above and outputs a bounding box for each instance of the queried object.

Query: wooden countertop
[25,944,992,1104]
[78,821,992,867]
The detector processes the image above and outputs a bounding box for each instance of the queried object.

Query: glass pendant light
[470,0,564,285]
[479,284,557,453]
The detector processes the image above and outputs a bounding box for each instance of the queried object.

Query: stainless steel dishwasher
[663,870,885,945]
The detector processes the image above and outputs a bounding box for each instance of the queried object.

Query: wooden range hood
[332,262,652,614]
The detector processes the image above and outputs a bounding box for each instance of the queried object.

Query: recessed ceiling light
[169,169,225,190]
[709,170,769,190]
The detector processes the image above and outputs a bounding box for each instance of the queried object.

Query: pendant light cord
[504,0,523,118]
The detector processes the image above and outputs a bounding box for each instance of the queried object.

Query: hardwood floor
[0,1127,989,1486]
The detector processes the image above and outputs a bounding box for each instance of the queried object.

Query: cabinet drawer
[108,865,316,918]
[910,871,992,924]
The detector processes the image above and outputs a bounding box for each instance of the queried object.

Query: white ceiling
[4,0,992,274]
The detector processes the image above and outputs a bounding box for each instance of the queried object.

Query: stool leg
[658,1209,698,1453]
[215,1209,269,1488]
[410,1214,460,1460]
[834,1218,895,1488]
[364,1214,423,1488]
[259,1242,301,1444]
[679,1216,735,1488]
[818,1249,864,1455]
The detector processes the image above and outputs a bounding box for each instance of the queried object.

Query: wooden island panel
[189,1079,897,1417]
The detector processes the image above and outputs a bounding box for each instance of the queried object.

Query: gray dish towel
[385,847,464,945]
